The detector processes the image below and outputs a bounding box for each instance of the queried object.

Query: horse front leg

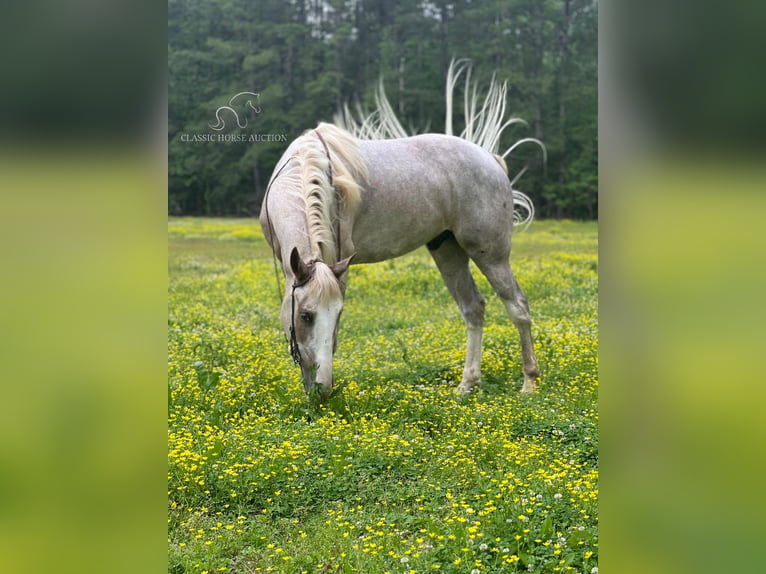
[460,322,484,394]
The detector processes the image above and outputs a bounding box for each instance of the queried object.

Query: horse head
[281,247,354,400]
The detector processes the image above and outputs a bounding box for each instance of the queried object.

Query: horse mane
[293,123,367,263]
[305,262,343,304]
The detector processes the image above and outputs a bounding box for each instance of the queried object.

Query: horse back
[351,135,513,263]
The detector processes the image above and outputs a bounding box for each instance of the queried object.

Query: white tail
[336,59,542,231]
[334,80,409,140]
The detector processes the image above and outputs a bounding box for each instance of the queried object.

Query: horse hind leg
[471,252,540,392]
[427,232,486,394]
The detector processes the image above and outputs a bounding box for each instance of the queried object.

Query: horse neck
[271,199,342,285]
[266,183,312,272]
[269,138,346,268]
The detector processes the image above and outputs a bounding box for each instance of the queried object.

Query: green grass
[168,218,598,574]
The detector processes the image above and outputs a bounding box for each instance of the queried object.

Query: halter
[314,129,334,185]
[262,156,295,303]
[313,129,342,263]
[288,260,316,365]
[287,131,341,367]
[262,129,341,367]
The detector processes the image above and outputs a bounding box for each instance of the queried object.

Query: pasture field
[168,218,598,574]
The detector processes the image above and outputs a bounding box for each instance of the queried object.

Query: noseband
[265,129,342,368]
[288,260,316,366]
[289,130,339,367]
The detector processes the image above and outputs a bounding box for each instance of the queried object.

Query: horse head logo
[209,92,261,131]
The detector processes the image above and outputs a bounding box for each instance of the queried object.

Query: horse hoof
[456,382,477,395]
[520,381,538,393]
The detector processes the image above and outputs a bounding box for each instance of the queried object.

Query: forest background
[169,0,597,219]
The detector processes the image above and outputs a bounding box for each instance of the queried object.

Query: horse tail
[493,153,508,175]
[335,58,540,230]
[510,188,535,231]
[492,154,534,231]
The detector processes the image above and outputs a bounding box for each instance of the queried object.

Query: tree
[168,0,598,219]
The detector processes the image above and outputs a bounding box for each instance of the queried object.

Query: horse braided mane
[294,123,367,263]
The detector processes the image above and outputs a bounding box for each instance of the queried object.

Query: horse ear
[329,252,356,280]
[290,247,311,283]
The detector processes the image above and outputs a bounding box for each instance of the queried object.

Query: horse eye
[300,311,314,325]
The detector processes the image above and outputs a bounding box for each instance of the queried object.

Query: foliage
[168,218,598,573]
[168,0,598,219]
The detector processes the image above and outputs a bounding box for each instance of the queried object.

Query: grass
[168,218,598,574]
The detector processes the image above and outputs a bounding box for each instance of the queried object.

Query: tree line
[169,0,597,219]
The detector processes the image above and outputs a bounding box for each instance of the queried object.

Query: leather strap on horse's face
[262,156,296,304]
[286,130,340,366]
[288,261,316,366]
[313,129,334,188]
[314,129,342,263]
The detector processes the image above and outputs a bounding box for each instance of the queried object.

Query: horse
[260,122,539,400]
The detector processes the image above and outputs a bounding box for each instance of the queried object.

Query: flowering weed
[169,218,598,573]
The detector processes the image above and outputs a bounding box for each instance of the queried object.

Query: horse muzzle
[300,363,333,400]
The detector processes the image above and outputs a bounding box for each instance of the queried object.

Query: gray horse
[260,122,539,400]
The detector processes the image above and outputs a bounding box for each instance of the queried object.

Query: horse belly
[351,205,446,263]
